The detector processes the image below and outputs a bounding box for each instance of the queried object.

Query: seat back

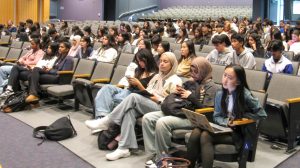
[291,61,299,75]
[5,48,22,60]
[0,46,10,59]
[116,53,135,66]
[93,41,102,50]
[267,73,300,101]
[162,37,175,43]
[22,42,31,50]
[110,65,127,85]
[173,50,181,60]
[211,64,225,84]
[73,59,96,80]
[10,41,23,49]
[91,62,114,80]
[251,90,267,108]
[245,69,267,91]
[254,57,265,71]
[72,58,79,71]
[201,45,215,53]
[283,51,294,61]
[0,35,11,43]
[20,49,29,57]
[170,43,181,51]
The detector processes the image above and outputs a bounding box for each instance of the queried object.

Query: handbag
[33,115,77,145]
[161,93,192,118]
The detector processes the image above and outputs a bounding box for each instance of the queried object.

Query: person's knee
[142,113,152,127]
[200,131,211,145]
[156,117,171,132]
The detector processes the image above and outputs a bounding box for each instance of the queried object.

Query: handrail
[118,5,158,19]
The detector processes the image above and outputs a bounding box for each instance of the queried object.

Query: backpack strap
[33,126,48,146]
[67,115,77,136]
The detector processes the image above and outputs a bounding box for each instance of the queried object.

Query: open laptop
[182,108,232,134]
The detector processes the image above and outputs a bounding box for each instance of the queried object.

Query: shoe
[106,149,131,161]
[84,116,109,130]
[25,94,39,103]
[91,129,102,135]
[0,89,14,98]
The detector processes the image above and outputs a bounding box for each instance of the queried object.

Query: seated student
[211,23,228,40]
[79,36,93,59]
[85,49,158,133]
[117,32,132,53]
[88,34,118,63]
[289,31,300,56]
[86,52,182,161]
[175,27,188,44]
[142,57,219,160]
[0,38,45,97]
[83,26,95,44]
[186,65,267,168]
[25,41,74,102]
[206,34,234,66]
[151,34,162,57]
[132,29,149,46]
[231,33,256,69]
[48,28,63,43]
[287,30,299,47]
[193,24,212,50]
[177,40,196,78]
[245,33,265,58]
[262,40,293,76]
[58,20,70,36]
[133,39,152,54]
[154,41,170,66]
[68,35,81,58]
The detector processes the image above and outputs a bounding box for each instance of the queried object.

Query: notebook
[182,108,232,134]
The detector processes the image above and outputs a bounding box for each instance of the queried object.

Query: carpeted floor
[275,149,300,168]
[0,112,95,168]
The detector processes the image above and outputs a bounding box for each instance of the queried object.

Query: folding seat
[173,50,181,61]
[245,69,267,91]
[73,62,115,111]
[260,74,300,153]
[194,45,201,52]
[200,45,215,53]
[0,35,11,45]
[46,59,96,107]
[116,52,135,66]
[291,61,299,75]
[93,41,102,50]
[0,48,22,65]
[10,41,23,49]
[170,43,181,52]
[254,57,266,71]
[283,51,294,61]
[162,37,176,43]
[211,64,225,85]
[22,42,31,50]
[0,46,10,60]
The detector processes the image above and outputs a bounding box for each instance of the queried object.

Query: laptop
[182,108,232,134]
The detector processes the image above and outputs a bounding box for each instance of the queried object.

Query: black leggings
[186,128,233,168]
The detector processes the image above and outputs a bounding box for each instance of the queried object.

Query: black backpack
[1,91,28,112]
[33,115,77,145]
[98,123,120,150]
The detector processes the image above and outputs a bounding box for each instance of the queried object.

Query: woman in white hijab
[68,35,81,58]
[86,52,182,161]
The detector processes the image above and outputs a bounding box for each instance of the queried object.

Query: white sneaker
[84,116,109,130]
[106,149,131,161]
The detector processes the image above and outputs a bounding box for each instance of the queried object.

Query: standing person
[25,41,74,102]
[186,65,267,168]
[86,52,182,161]
[85,49,158,133]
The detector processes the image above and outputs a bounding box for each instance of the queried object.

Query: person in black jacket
[26,41,74,102]
[142,56,219,160]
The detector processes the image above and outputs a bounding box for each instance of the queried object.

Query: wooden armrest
[57,71,74,75]
[91,78,110,83]
[0,57,5,60]
[195,107,214,114]
[258,90,265,93]
[0,42,10,45]
[3,59,17,62]
[232,118,255,125]
[115,84,125,89]
[73,74,91,78]
[287,97,300,104]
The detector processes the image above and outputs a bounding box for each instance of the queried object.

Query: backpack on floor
[98,123,120,150]
[1,91,28,113]
[33,115,77,145]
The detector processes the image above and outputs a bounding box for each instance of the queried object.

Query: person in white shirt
[89,34,118,63]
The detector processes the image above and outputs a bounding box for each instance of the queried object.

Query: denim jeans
[0,65,13,93]
[94,84,131,117]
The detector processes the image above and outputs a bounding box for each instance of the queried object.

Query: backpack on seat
[1,91,28,113]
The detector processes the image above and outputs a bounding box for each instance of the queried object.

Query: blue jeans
[94,84,131,117]
[0,65,13,93]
